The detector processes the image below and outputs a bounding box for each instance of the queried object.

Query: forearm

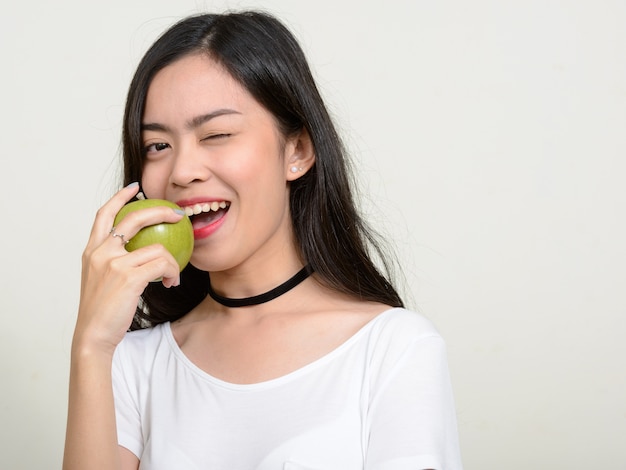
[62,183,180,469]
[63,344,121,470]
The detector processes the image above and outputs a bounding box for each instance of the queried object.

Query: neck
[207,265,313,308]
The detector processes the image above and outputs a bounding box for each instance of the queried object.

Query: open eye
[144,142,170,154]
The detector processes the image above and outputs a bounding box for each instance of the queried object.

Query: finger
[110,205,185,243]
[79,243,180,329]
[110,244,182,289]
[88,183,140,246]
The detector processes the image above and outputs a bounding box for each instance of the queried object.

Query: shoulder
[113,323,170,366]
[120,322,168,346]
[369,307,443,344]
[362,308,447,375]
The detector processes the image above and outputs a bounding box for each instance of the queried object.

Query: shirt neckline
[162,307,400,391]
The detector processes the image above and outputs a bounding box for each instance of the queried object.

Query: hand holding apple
[113,199,194,271]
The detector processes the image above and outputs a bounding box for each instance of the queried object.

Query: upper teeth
[183,201,228,217]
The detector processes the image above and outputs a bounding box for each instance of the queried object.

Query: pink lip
[175,197,230,241]
[192,214,227,240]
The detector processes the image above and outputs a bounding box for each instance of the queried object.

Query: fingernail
[126,182,139,189]
[173,208,185,216]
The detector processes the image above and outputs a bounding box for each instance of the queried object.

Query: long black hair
[122,11,404,329]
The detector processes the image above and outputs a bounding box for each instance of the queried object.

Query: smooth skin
[63,54,389,469]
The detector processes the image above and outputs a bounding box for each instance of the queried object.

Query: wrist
[70,331,119,362]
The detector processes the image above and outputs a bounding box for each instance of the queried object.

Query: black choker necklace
[207,265,313,308]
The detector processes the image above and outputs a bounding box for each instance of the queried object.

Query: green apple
[113,199,194,272]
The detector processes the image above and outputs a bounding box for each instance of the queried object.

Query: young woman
[63,11,462,470]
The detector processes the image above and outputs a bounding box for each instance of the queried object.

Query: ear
[285,128,315,181]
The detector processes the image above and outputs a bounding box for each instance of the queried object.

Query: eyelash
[143,134,232,154]
[201,133,231,141]
[144,142,170,154]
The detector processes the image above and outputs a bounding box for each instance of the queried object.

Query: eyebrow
[141,108,241,133]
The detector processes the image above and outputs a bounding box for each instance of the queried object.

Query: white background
[1,0,625,468]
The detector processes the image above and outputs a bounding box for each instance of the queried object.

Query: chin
[189,250,234,274]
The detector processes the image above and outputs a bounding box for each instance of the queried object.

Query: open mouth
[182,201,230,230]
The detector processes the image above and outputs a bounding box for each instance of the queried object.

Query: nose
[168,142,211,188]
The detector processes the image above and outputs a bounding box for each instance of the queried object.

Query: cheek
[140,164,167,199]
[249,166,291,217]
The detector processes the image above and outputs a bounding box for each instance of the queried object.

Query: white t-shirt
[112,308,463,469]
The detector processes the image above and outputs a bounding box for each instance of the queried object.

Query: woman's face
[140,53,301,273]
